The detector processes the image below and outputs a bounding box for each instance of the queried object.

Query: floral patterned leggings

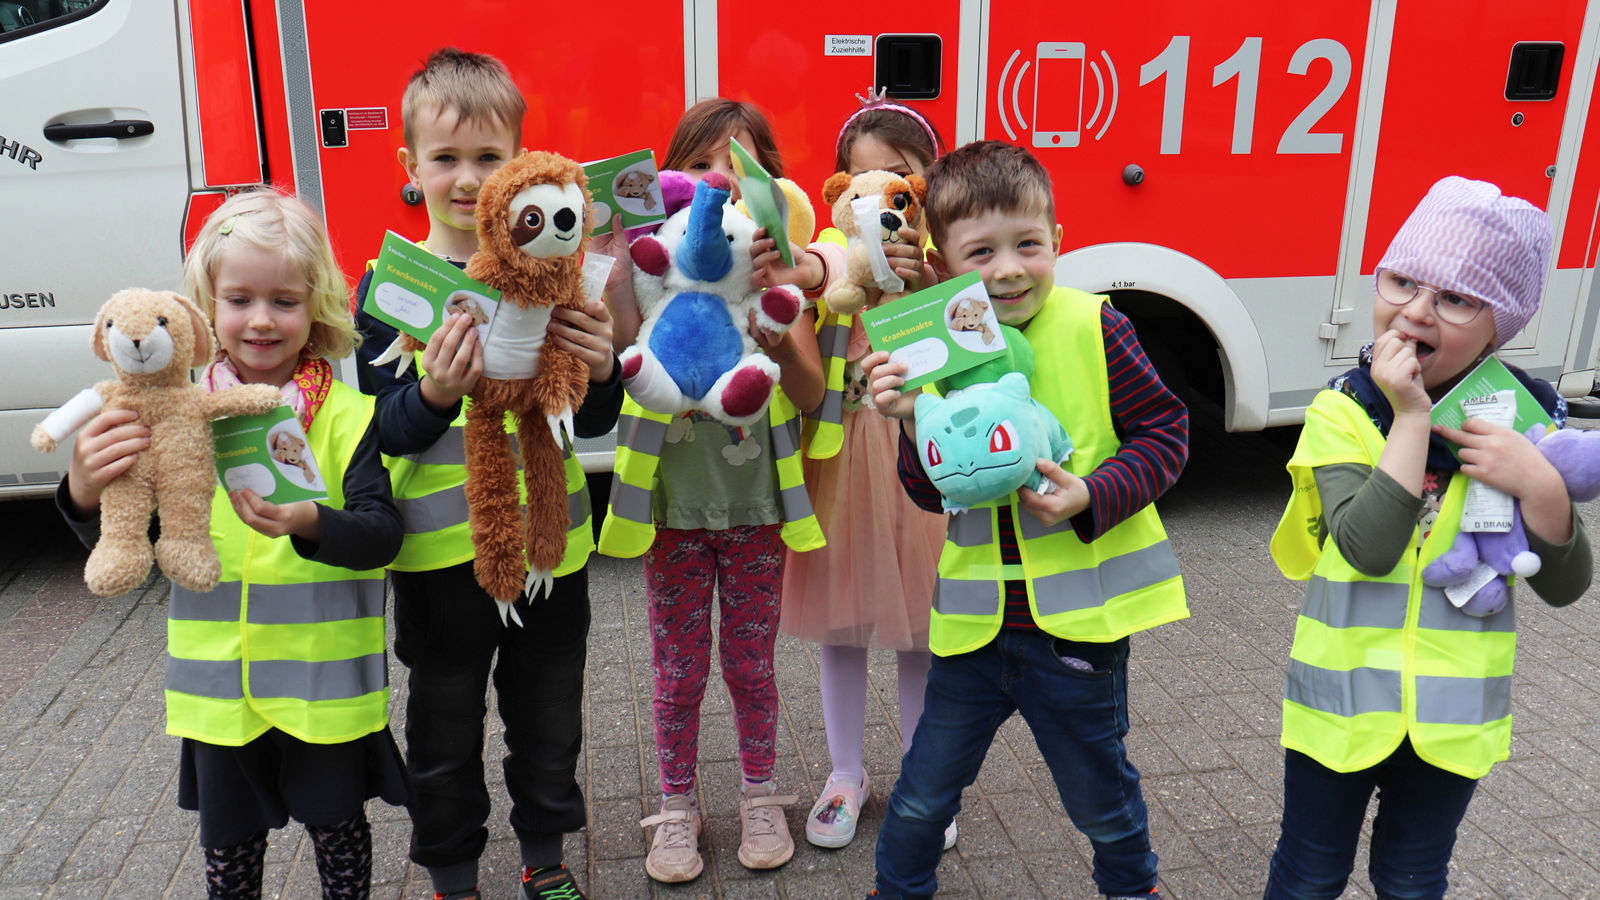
[644,525,785,795]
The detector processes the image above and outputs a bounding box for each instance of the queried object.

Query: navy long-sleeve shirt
[898,303,1189,630]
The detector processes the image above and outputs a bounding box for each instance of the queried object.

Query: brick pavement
[2,414,1600,898]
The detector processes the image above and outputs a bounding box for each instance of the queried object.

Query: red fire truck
[2,0,1597,494]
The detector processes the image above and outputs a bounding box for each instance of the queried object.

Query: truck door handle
[43,120,155,141]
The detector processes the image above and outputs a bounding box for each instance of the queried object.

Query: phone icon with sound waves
[1032,42,1085,148]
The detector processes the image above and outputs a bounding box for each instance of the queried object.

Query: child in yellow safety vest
[1263,176,1593,898]
[595,98,826,884]
[351,48,619,900]
[863,140,1190,900]
[59,190,406,899]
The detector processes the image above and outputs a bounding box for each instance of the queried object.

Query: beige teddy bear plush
[820,169,928,315]
[32,288,282,596]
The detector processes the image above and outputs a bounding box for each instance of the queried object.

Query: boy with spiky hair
[863,140,1189,899]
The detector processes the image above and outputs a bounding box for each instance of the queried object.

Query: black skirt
[179,727,408,849]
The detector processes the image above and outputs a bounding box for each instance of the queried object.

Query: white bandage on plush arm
[850,196,906,293]
[37,388,105,443]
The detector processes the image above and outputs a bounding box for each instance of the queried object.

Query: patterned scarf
[202,355,333,431]
[1329,342,1567,473]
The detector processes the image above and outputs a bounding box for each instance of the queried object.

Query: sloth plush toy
[460,151,595,620]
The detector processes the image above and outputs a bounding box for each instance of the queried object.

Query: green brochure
[1431,354,1555,458]
[213,405,328,504]
[859,271,1008,391]
[729,137,794,266]
[363,231,501,344]
[583,149,665,236]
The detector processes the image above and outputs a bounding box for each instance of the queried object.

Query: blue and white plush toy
[914,370,1073,512]
[618,171,805,426]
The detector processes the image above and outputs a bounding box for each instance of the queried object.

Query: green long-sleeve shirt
[1315,463,1591,607]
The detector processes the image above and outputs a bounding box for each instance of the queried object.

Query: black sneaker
[434,891,480,900]
[520,864,587,900]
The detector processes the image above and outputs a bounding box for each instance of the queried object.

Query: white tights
[818,643,933,781]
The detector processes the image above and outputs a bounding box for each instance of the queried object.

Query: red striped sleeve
[1072,306,1189,542]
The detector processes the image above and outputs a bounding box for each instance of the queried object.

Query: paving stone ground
[3,407,1599,898]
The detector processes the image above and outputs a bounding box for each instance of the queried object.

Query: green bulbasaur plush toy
[914,324,1072,511]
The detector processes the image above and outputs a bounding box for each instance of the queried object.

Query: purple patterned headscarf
[1376,176,1553,347]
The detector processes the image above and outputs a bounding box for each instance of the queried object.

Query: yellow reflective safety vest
[1270,390,1516,779]
[928,287,1187,655]
[801,228,850,459]
[166,381,390,746]
[805,302,850,460]
[598,389,826,557]
[382,360,593,576]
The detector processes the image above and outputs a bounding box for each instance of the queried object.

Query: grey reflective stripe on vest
[398,484,470,533]
[167,653,388,702]
[171,585,244,622]
[610,479,652,523]
[1285,658,1402,717]
[818,320,850,359]
[815,321,850,424]
[167,657,245,699]
[250,654,388,700]
[933,578,1000,616]
[172,581,385,624]
[399,484,578,535]
[250,580,385,624]
[407,426,466,467]
[1299,577,1408,630]
[780,486,810,522]
[1032,540,1181,617]
[567,484,589,525]
[1417,586,1516,633]
[815,382,844,428]
[772,413,801,457]
[620,413,669,451]
[1415,673,1512,725]
[1017,506,1073,541]
[948,508,993,548]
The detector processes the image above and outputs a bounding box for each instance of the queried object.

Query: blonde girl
[61,190,405,900]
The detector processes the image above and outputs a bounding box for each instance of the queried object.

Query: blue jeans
[874,629,1156,898]
[1263,740,1478,900]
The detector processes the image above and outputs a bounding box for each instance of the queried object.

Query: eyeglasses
[1375,269,1487,326]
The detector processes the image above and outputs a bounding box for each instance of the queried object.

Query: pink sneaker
[738,780,798,869]
[640,795,702,883]
[804,771,869,849]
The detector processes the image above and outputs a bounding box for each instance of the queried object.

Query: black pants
[393,561,590,879]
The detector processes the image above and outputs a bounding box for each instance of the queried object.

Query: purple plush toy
[1422,425,1600,616]
[623,170,697,240]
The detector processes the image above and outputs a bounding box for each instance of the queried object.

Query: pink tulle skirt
[780,406,946,650]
